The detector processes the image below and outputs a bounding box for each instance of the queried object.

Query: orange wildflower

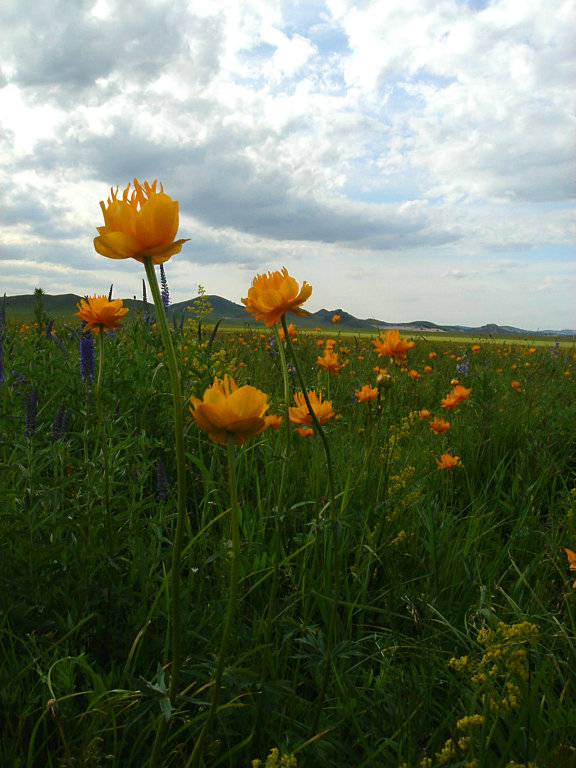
[75,295,129,333]
[190,375,271,446]
[430,417,451,433]
[332,314,341,323]
[436,453,461,470]
[419,409,431,419]
[471,345,480,352]
[289,391,334,426]
[424,365,433,373]
[241,267,312,327]
[317,349,348,374]
[428,352,437,359]
[408,369,420,380]
[94,179,189,264]
[297,426,314,437]
[278,323,297,340]
[441,393,460,409]
[451,384,471,402]
[355,384,378,402]
[372,329,415,365]
[565,548,576,588]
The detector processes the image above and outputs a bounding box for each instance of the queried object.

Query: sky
[1,0,575,330]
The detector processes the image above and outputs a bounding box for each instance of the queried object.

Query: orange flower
[75,295,129,332]
[355,384,378,402]
[297,426,314,437]
[511,380,522,392]
[436,453,461,470]
[528,347,536,354]
[267,414,283,429]
[278,323,297,340]
[372,329,415,365]
[419,409,431,419]
[241,267,312,327]
[441,393,460,409]
[430,417,451,433]
[565,548,576,588]
[408,369,420,380]
[471,345,480,352]
[424,365,433,373]
[190,375,271,445]
[451,384,471,402]
[317,349,347,374]
[289,391,334,426]
[332,314,341,323]
[428,352,437,359]
[94,179,189,264]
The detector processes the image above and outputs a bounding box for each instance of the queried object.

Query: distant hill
[1,292,574,337]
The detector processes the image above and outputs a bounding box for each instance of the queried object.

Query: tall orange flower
[75,295,129,333]
[436,453,461,470]
[355,384,378,402]
[317,349,347,374]
[289,391,334,426]
[372,329,415,365]
[190,375,272,446]
[241,267,312,327]
[430,417,451,433]
[94,179,189,264]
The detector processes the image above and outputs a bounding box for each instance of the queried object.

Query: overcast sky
[1,0,574,329]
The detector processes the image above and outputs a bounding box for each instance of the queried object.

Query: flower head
[75,295,129,333]
[355,384,378,402]
[430,417,451,433]
[437,453,461,470]
[332,314,341,323]
[241,267,312,327]
[278,323,297,341]
[372,329,415,365]
[289,390,334,426]
[94,179,189,264]
[317,349,347,374]
[565,548,576,589]
[190,375,271,445]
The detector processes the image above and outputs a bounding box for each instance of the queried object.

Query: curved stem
[187,433,240,767]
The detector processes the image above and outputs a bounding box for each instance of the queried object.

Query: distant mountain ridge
[2,292,574,337]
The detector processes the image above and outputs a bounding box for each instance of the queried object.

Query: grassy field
[1,298,576,767]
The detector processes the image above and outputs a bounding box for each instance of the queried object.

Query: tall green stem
[187,433,240,768]
[95,330,112,551]
[144,258,188,768]
[280,314,340,735]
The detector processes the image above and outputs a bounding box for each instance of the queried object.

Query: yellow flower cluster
[251,748,297,768]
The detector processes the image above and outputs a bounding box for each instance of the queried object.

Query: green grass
[1,311,575,768]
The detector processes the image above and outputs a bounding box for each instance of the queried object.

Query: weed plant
[1,312,575,767]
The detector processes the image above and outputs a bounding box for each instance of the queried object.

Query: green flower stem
[187,433,240,768]
[95,329,113,551]
[280,313,339,735]
[143,258,188,768]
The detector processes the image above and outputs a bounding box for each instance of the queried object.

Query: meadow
[1,291,576,768]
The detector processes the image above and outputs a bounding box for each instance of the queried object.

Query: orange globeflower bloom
[289,391,334,426]
[372,329,415,365]
[424,365,433,373]
[441,393,460,409]
[278,323,297,341]
[332,314,341,323]
[94,179,189,264]
[430,417,451,433]
[267,414,283,429]
[408,369,420,380]
[355,384,378,402]
[190,375,271,446]
[419,409,431,419]
[436,453,461,470]
[75,295,129,333]
[317,349,347,374]
[565,548,576,588]
[451,384,471,402]
[428,352,437,359]
[241,267,312,327]
[471,345,480,352]
[297,426,314,438]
